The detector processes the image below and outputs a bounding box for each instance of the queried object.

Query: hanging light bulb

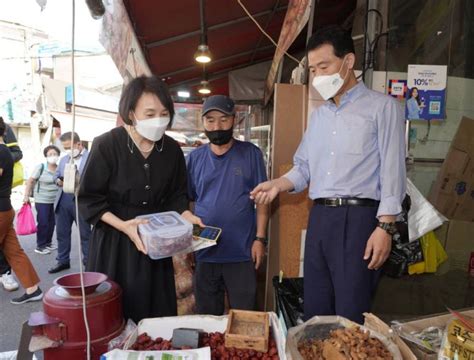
[198,80,211,95]
[195,44,212,63]
[195,0,212,64]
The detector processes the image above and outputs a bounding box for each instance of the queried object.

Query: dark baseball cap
[202,95,235,116]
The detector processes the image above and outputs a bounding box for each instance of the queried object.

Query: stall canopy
[117,0,357,100]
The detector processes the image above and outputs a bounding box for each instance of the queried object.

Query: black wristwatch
[255,237,268,246]
[377,222,398,236]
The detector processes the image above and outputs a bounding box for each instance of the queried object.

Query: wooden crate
[224,310,270,353]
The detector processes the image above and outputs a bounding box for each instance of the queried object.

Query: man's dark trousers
[55,193,91,265]
[303,204,382,324]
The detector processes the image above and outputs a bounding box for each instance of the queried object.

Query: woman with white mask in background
[23,145,61,254]
[78,76,203,322]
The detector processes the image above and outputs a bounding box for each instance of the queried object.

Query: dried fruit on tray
[130,331,280,359]
[297,326,393,360]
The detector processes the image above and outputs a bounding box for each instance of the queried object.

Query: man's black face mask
[205,128,234,146]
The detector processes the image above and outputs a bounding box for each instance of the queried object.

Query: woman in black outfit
[78,76,202,322]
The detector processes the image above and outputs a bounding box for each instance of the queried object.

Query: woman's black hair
[43,145,61,157]
[0,116,5,137]
[410,87,421,105]
[118,76,175,127]
[306,25,355,58]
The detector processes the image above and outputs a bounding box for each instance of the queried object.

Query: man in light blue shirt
[251,26,406,324]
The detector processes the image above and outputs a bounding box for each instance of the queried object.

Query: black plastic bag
[272,277,304,329]
[383,195,424,278]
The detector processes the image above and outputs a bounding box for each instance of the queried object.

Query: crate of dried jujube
[286,316,402,360]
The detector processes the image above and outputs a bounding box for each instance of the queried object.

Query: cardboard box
[392,309,474,360]
[434,222,450,249]
[429,117,474,222]
[438,220,474,273]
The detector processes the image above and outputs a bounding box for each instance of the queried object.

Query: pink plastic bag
[16,203,37,235]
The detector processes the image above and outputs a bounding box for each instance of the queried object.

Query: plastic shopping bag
[408,231,448,275]
[16,203,37,235]
[407,179,447,241]
[6,143,24,188]
[11,161,24,188]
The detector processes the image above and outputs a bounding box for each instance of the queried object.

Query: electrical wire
[367,8,383,34]
[71,0,91,358]
[237,0,302,66]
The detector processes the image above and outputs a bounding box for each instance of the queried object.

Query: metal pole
[364,0,378,89]
[146,6,288,49]
[303,0,317,84]
[199,0,207,44]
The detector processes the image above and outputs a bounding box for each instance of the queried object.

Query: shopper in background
[0,116,43,304]
[0,117,21,292]
[251,26,406,324]
[23,145,61,254]
[48,132,91,273]
[78,75,203,323]
[187,95,269,315]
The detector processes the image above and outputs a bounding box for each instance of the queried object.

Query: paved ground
[0,190,82,357]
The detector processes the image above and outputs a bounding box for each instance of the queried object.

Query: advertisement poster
[406,64,447,120]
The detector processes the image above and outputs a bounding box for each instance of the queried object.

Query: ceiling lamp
[195,44,212,64]
[195,0,212,64]
[198,80,211,95]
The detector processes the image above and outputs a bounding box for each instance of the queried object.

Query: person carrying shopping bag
[0,116,43,304]
[23,145,61,254]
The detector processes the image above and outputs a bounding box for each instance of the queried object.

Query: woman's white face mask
[46,155,59,164]
[312,56,349,100]
[133,114,170,142]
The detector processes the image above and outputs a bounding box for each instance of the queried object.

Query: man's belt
[314,197,380,207]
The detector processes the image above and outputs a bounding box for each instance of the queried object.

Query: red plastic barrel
[41,272,124,359]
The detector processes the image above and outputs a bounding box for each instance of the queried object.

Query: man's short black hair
[306,25,355,58]
[43,145,61,157]
[118,76,175,127]
[0,116,5,137]
[60,132,80,143]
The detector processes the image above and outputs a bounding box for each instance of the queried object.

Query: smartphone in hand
[193,225,222,242]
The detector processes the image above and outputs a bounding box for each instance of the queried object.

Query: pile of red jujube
[130,331,280,359]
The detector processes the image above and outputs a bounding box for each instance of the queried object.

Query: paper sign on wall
[388,79,407,99]
[406,65,447,121]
